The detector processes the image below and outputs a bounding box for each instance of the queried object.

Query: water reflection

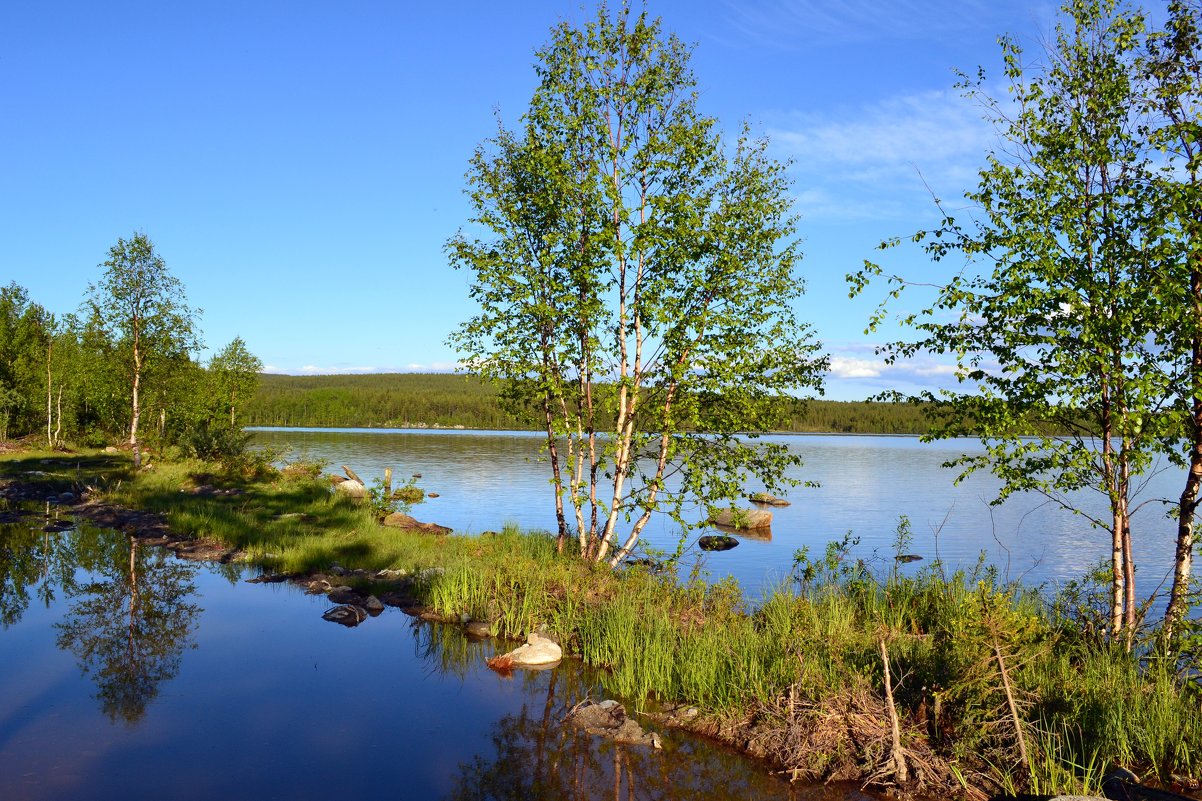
[0,502,81,627]
[53,527,201,724]
[446,659,842,801]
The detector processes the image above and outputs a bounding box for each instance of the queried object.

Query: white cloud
[829,356,883,378]
[261,363,462,376]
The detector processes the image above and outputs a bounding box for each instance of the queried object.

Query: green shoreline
[3,448,1200,800]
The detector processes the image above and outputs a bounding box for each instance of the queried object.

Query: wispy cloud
[770,88,998,220]
[716,0,1013,49]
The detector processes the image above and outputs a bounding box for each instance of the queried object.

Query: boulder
[748,492,791,507]
[327,588,362,604]
[322,604,368,627]
[707,507,772,530]
[465,620,492,638]
[382,512,452,535]
[487,632,562,671]
[363,595,385,615]
[334,479,367,499]
[566,700,663,749]
[698,534,739,552]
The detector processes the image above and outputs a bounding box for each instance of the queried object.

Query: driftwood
[879,638,909,784]
[342,465,364,484]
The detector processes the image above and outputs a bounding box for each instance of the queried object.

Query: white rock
[334,479,367,499]
[499,632,562,667]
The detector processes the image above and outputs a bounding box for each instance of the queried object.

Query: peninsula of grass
[3,449,1201,800]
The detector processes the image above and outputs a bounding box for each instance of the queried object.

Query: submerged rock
[706,508,772,530]
[698,534,739,552]
[322,604,368,627]
[566,700,662,749]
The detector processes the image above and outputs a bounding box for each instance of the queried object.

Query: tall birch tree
[1146,0,1202,642]
[86,233,198,468]
[850,0,1161,645]
[449,4,826,565]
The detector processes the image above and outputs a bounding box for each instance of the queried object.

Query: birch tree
[850,0,1161,645]
[1145,0,1202,641]
[449,3,826,565]
[86,233,198,468]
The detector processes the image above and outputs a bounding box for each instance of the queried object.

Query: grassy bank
[3,450,1200,799]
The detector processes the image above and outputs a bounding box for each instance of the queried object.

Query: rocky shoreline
[0,470,679,755]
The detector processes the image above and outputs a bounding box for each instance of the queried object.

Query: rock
[382,512,452,535]
[103,446,119,453]
[487,632,562,670]
[698,534,739,551]
[565,700,662,749]
[322,605,368,627]
[426,492,440,498]
[57,491,75,502]
[245,573,295,584]
[378,591,420,609]
[334,479,367,499]
[327,589,362,604]
[363,595,385,615]
[465,620,492,638]
[707,508,772,530]
[748,492,790,506]
[375,568,407,580]
[329,564,348,576]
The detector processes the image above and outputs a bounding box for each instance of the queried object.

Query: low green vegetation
[4,449,1198,798]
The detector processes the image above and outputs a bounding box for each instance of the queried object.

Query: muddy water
[0,504,877,801]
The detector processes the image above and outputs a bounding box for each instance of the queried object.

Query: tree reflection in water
[55,525,200,724]
[428,627,818,801]
[0,501,81,628]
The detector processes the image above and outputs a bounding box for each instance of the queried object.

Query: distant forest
[245,373,932,434]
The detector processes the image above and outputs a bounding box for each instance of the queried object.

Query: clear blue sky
[1,0,1059,400]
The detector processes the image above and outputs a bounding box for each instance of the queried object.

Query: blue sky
[1,0,1059,400]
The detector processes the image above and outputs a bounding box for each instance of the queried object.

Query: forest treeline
[0,235,261,460]
[245,372,933,434]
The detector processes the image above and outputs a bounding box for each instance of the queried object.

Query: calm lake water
[0,511,872,801]
[251,427,1186,598]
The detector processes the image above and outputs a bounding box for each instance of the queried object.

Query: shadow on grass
[0,453,132,495]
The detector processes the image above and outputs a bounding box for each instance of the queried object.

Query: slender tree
[450,4,825,565]
[209,336,263,428]
[850,0,1161,644]
[1145,0,1202,641]
[85,233,199,468]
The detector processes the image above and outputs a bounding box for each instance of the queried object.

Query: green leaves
[449,4,826,564]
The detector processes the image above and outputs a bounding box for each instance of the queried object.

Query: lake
[0,511,873,801]
[251,427,1186,599]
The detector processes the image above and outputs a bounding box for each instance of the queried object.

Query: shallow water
[251,427,1186,597]
[0,507,877,801]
